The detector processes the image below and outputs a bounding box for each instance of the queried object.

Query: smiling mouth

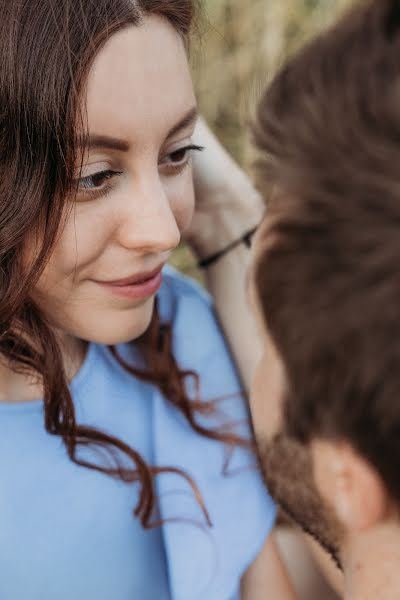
[95,266,164,300]
[99,264,165,287]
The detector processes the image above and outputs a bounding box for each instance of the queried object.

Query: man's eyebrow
[77,107,199,153]
[166,106,199,140]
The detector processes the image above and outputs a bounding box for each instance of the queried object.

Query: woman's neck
[0,334,88,403]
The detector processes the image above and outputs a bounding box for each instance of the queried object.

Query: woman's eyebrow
[165,106,198,140]
[77,107,199,153]
[84,135,130,152]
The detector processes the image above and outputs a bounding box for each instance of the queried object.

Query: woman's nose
[116,174,181,254]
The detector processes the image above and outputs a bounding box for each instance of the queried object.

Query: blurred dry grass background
[170,0,357,277]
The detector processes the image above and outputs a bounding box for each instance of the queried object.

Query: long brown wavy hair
[0,0,248,529]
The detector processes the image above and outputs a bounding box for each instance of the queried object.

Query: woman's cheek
[167,170,195,234]
[48,208,107,276]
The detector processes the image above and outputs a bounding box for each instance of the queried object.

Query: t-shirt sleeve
[155,267,277,599]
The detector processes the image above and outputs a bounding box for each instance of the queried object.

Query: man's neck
[344,522,400,600]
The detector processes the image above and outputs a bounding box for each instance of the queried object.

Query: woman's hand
[182,118,265,391]
[184,118,265,259]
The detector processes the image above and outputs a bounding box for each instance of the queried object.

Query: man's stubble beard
[257,431,345,570]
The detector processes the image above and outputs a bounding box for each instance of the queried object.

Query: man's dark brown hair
[254,0,400,503]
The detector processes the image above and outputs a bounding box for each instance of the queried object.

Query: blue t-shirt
[0,267,276,600]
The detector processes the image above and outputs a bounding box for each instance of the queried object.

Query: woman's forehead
[83,16,196,150]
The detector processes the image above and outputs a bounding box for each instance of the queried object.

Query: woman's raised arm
[186,118,264,392]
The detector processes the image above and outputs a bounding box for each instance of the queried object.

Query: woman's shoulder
[158,265,237,373]
[154,269,276,599]
[152,268,277,600]
[156,265,245,432]
[157,266,220,356]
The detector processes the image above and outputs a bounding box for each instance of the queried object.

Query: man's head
[251,0,400,568]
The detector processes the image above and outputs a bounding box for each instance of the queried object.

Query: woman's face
[31,15,197,346]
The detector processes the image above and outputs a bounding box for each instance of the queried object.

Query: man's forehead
[248,217,286,366]
[246,263,270,348]
[246,215,274,297]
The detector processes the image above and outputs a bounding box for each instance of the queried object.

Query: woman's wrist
[187,182,265,259]
[188,117,265,258]
[197,225,257,269]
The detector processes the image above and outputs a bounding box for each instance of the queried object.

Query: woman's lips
[96,268,163,300]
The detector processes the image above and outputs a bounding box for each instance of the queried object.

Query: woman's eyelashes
[76,169,123,201]
[79,169,122,190]
[76,144,204,201]
[159,144,204,174]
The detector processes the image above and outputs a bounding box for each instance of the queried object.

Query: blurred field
[170,0,358,277]
[193,0,356,162]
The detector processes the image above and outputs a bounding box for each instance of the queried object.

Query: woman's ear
[311,439,390,533]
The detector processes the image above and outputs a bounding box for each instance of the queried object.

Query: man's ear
[311,439,390,533]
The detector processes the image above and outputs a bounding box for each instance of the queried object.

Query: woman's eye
[169,147,190,164]
[78,169,120,191]
[162,144,204,171]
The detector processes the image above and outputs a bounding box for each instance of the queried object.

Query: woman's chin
[76,301,156,346]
